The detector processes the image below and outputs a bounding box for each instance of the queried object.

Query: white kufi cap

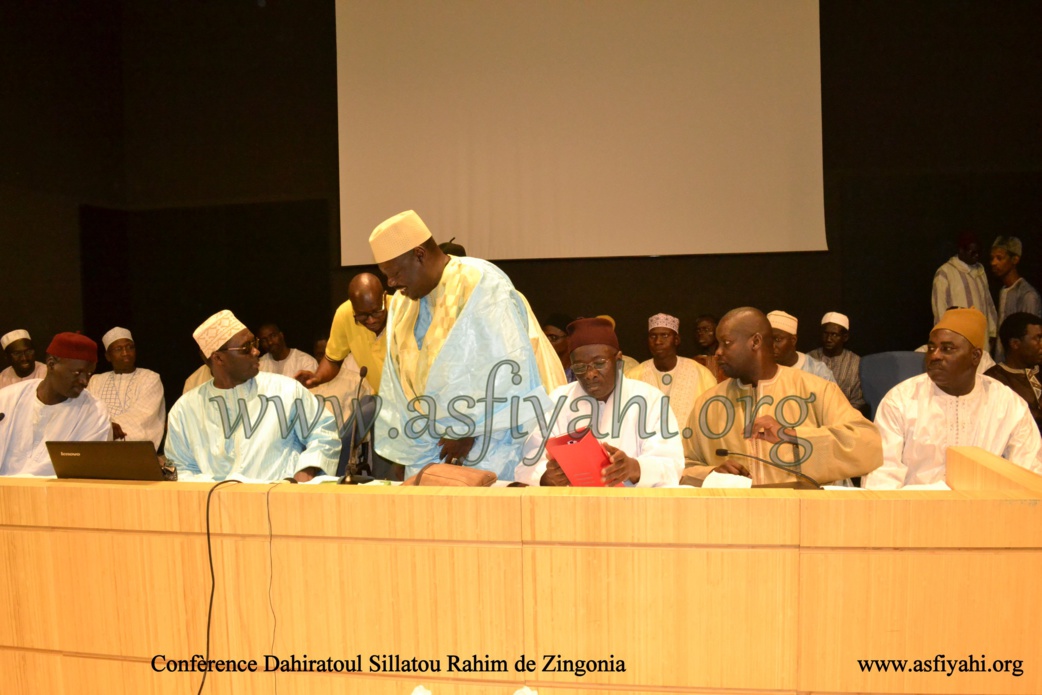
[821,312,850,330]
[102,327,134,351]
[1,329,31,350]
[767,310,798,335]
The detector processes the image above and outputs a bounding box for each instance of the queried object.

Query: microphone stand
[338,366,373,485]
[714,448,822,489]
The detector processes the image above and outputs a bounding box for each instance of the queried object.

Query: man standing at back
[932,232,998,349]
[368,210,564,480]
[990,236,1041,362]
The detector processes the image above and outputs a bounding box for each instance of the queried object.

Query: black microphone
[0,413,5,423]
[714,448,821,489]
[338,366,373,485]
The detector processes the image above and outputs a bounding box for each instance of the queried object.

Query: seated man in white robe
[517,317,683,487]
[257,323,319,378]
[864,308,1042,489]
[767,310,838,385]
[0,329,48,389]
[166,310,341,482]
[87,327,165,449]
[0,332,111,476]
[627,313,716,427]
[683,308,882,487]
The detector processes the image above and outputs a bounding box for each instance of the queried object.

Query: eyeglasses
[353,296,388,324]
[8,348,34,359]
[571,358,612,375]
[217,339,259,354]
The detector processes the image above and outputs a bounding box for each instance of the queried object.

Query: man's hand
[294,370,317,387]
[292,466,327,483]
[746,415,792,445]
[712,460,751,477]
[540,455,570,487]
[112,422,127,441]
[438,436,475,464]
[601,443,640,486]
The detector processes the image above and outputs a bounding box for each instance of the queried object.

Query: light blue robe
[375,257,551,480]
[166,372,341,481]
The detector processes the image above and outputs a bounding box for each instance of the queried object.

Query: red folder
[544,428,620,487]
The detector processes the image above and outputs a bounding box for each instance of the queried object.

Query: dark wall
[2,1,1040,377]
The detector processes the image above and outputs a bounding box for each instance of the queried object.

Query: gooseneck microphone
[339,366,373,485]
[714,448,822,489]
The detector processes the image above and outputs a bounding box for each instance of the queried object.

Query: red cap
[567,317,619,351]
[46,332,98,362]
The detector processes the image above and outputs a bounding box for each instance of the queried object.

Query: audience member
[541,312,575,382]
[692,314,726,382]
[0,332,111,476]
[932,232,997,348]
[165,310,340,482]
[683,308,881,486]
[0,330,47,389]
[627,313,715,426]
[258,323,318,377]
[990,236,1041,361]
[865,309,1041,489]
[767,310,837,384]
[87,327,166,448]
[984,312,1042,432]
[517,317,683,486]
[807,312,866,411]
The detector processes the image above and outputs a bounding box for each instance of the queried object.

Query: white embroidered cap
[193,310,248,359]
[648,313,680,333]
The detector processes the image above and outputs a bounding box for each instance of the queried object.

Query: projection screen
[336,0,825,264]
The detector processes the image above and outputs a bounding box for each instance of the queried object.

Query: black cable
[266,481,281,695]
[197,479,242,695]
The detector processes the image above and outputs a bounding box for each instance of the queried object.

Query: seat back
[860,351,925,420]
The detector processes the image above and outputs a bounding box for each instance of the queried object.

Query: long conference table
[2,447,1041,695]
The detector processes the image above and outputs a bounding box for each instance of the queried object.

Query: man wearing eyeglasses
[368,210,565,481]
[515,317,684,487]
[299,272,387,396]
[165,310,341,482]
[0,329,48,390]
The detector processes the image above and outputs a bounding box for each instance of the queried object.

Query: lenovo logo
[59,452,81,457]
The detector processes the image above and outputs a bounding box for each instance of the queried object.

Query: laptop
[47,441,165,481]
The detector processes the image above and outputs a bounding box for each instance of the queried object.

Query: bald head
[720,307,772,339]
[715,307,776,383]
[348,272,388,335]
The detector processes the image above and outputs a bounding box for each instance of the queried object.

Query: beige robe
[683,365,882,485]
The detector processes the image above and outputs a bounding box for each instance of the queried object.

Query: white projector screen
[336,0,825,265]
